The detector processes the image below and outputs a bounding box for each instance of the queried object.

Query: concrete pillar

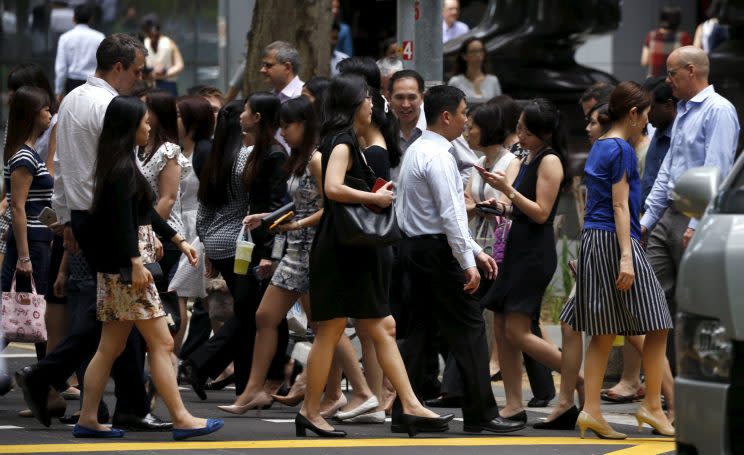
[397,0,444,88]
[218,0,255,93]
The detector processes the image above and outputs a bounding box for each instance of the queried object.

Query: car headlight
[677,313,732,383]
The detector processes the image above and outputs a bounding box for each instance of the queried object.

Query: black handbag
[331,174,401,247]
[119,262,164,285]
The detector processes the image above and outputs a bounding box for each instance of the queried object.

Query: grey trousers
[645,207,689,374]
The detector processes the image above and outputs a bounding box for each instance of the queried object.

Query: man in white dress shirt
[54,4,105,104]
[16,34,171,432]
[393,85,524,434]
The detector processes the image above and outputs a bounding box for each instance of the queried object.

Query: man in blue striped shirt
[640,45,739,372]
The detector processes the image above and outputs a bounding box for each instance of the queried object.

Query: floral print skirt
[96,225,164,322]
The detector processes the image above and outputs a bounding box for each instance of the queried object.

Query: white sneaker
[342,410,386,424]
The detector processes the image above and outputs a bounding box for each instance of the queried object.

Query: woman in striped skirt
[565,81,674,439]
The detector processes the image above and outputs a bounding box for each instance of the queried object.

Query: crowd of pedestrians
[0,6,740,445]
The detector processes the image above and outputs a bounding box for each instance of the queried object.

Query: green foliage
[540,235,576,324]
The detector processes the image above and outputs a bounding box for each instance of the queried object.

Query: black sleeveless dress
[309,131,392,321]
[482,147,561,318]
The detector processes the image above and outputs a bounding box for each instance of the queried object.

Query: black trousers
[440,319,555,400]
[31,210,148,416]
[179,298,210,360]
[187,257,288,395]
[394,237,500,424]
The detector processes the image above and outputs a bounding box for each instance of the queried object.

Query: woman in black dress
[476,98,569,423]
[297,74,445,438]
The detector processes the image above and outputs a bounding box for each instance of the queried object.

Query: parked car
[673,157,744,455]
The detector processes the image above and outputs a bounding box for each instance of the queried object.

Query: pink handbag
[1,274,47,343]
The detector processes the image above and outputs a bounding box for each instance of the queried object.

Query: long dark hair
[521,98,569,187]
[198,99,244,208]
[454,37,489,75]
[320,74,368,140]
[7,63,56,114]
[281,97,318,177]
[143,90,179,164]
[241,92,281,188]
[4,86,50,162]
[337,58,400,168]
[91,96,153,213]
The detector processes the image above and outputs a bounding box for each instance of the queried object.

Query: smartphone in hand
[38,207,57,227]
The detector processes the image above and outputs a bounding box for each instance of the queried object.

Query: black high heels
[400,413,455,437]
[504,410,528,424]
[533,405,580,430]
[294,413,346,438]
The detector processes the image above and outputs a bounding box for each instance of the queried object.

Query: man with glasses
[260,41,304,103]
[641,45,739,371]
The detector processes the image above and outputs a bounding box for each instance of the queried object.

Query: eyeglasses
[667,64,688,78]
[260,62,277,69]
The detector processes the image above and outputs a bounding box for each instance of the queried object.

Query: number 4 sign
[401,40,414,61]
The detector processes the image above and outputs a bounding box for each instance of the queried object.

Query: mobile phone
[38,207,57,227]
[371,177,388,193]
[473,164,487,173]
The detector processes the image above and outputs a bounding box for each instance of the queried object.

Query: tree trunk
[243,0,333,95]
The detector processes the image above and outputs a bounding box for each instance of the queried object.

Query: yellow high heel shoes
[636,405,675,436]
[577,411,627,440]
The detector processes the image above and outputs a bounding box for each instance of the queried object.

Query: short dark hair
[177,95,215,143]
[74,4,93,24]
[579,82,615,105]
[485,95,520,135]
[387,69,424,95]
[471,103,510,147]
[521,98,568,187]
[659,6,682,30]
[7,63,56,113]
[643,76,678,105]
[608,81,653,122]
[96,33,147,72]
[424,85,465,125]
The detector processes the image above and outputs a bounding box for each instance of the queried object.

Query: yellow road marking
[0,437,675,453]
[605,444,674,455]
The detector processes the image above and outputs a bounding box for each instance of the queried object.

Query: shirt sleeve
[54,35,68,95]
[640,144,672,230]
[426,151,475,270]
[52,147,71,225]
[689,104,741,230]
[8,149,39,175]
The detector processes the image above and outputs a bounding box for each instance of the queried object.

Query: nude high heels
[636,405,675,436]
[577,411,627,440]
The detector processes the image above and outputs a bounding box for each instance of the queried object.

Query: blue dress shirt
[641,85,740,230]
[641,125,671,204]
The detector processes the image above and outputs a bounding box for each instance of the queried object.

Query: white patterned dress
[270,153,321,293]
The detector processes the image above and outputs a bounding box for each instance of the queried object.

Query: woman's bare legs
[231,285,299,407]
[355,324,385,412]
[489,312,501,377]
[172,297,189,356]
[628,331,674,424]
[299,318,348,431]
[77,321,132,431]
[355,317,438,418]
[582,334,615,426]
[493,312,523,416]
[545,322,583,421]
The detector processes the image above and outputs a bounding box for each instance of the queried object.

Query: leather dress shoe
[464,416,526,434]
[112,412,173,431]
[0,370,13,396]
[392,413,454,437]
[527,395,555,408]
[14,366,51,427]
[185,361,208,400]
[423,396,463,408]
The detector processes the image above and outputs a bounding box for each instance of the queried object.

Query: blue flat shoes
[172,418,224,441]
[72,424,125,438]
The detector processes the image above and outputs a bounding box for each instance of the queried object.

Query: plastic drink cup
[234,227,254,275]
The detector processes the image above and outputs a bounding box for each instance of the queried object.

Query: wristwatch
[507,190,516,200]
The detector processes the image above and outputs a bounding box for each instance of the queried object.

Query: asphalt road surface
[0,344,675,455]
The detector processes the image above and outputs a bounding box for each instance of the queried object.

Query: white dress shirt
[276,75,304,104]
[53,76,117,224]
[54,24,105,94]
[396,130,482,270]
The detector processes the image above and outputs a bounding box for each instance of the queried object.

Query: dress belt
[402,233,447,241]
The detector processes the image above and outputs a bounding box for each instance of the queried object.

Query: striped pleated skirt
[560,229,672,336]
